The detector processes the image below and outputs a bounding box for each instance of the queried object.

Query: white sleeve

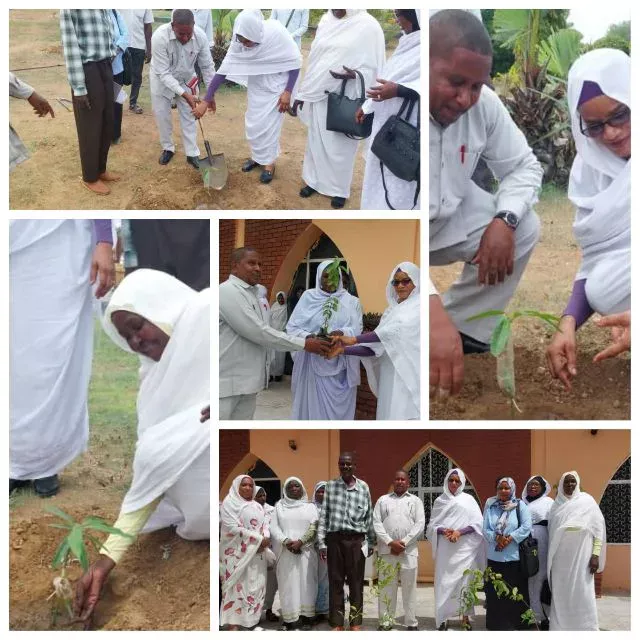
[150,31,184,96]
[429,277,438,296]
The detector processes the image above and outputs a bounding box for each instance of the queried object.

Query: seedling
[319,257,347,339]
[45,505,134,623]
[467,309,561,416]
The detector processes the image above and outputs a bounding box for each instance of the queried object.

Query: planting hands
[471,218,515,285]
[74,555,116,629]
[546,315,578,391]
[430,295,464,398]
[593,311,630,362]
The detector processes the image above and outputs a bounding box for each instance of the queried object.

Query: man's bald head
[231,247,258,266]
[172,9,195,26]
[430,9,492,61]
[230,247,261,285]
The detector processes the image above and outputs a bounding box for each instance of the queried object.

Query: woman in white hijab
[194,9,302,184]
[270,477,319,630]
[331,262,420,420]
[359,10,420,210]
[548,470,606,631]
[74,269,210,626]
[427,468,485,631]
[269,291,288,380]
[220,475,271,630]
[286,260,363,420]
[292,9,385,209]
[547,49,631,390]
[522,475,555,628]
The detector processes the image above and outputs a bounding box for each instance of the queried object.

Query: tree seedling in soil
[45,505,134,626]
[467,309,561,417]
[458,566,539,630]
[318,257,347,340]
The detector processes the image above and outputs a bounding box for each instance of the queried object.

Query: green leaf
[466,310,506,322]
[51,539,70,569]
[67,524,89,572]
[85,533,105,553]
[45,505,76,525]
[490,316,512,357]
[81,518,135,540]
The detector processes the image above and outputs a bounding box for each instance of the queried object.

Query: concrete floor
[255,376,293,420]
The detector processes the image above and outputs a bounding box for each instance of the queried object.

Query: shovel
[197,117,227,190]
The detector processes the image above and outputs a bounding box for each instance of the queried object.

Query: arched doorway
[599,456,630,544]
[248,458,281,508]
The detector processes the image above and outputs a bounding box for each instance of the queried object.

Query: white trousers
[219,393,257,420]
[430,193,540,343]
[151,91,199,157]
[378,554,418,628]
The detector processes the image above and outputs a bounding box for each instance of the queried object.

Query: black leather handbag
[370,97,420,209]
[325,69,373,140]
[516,500,540,578]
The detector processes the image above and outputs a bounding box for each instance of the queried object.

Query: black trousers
[127,220,210,291]
[485,559,531,630]
[127,47,146,106]
[113,71,124,141]
[326,531,366,628]
[72,59,113,182]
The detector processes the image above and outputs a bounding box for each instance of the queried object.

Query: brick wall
[219,429,250,486]
[219,220,236,283]
[355,365,377,420]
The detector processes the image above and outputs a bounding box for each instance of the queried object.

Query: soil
[9,10,369,210]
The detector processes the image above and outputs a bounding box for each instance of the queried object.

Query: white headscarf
[426,468,484,559]
[219,9,302,86]
[296,10,385,103]
[269,291,288,331]
[220,474,255,528]
[313,480,327,510]
[521,474,555,525]
[566,49,630,279]
[277,476,309,510]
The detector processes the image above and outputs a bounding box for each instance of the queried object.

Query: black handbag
[325,69,373,140]
[370,97,420,210]
[516,499,540,577]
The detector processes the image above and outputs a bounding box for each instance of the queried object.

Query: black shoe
[299,185,317,198]
[460,332,490,355]
[540,620,550,631]
[187,156,200,170]
[159,150,175,165]
[33,474,60,498]
[407,626,419,631]
[9,478,30,494]
[260,167,275,184]
[438,621,448,631]
[242,159,259,172]
[331,196,346,209]
[265,609,279,623]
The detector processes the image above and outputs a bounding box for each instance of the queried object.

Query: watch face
[505,213,518,227]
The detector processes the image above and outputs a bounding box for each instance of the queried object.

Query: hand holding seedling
[430,295,464,398]
[74,555,116,629]
[471,219,515,285]
[546,315,578,390]
[593,311,630,362]
[304,336,331,355]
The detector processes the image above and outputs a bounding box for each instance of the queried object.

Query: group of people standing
[219,249,420,421]
[220,458,606,631]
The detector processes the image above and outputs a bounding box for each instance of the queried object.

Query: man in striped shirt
[60,9,120,195]
[318,452,376,631]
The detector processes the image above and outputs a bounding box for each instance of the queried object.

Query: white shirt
[269,9,309,48]
[193,9,213,46]
[373,491,425,567]
[150,23,216,99]
[219,275,306,398]
[429,86,543,252]
[119,9,154,51]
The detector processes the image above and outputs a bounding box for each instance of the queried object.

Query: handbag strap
[353,69,366,100]
[379,161,419,211]
[285,10,296,28]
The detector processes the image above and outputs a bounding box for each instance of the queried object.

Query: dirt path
[9,10,369,210]
[429,190,631,420]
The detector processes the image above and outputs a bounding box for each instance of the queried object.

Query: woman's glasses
[391,278,412,287]
[580,105,630,138]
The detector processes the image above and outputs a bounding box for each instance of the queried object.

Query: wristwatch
[494,210,519,231]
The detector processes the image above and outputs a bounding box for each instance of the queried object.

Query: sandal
[260,167,276,184]
[242,159,259,172]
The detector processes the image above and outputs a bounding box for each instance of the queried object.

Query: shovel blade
[198,153,228,190]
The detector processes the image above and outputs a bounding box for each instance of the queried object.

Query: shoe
[438,621,448,631]
[242,159,259,172]
[186,156,200,170]
[82,179,110,195]
[98,171,121,182]
[112,136,122,145]
[331,196,346,209]
[159,150,175,165]
[540,620,550,631]
[265,609,279,623]
[299,185,317,198]
[460,332,490,355]
[407,626,419,631]
[9,479,30,494]
[129,104,143,114]
[260,167,275,184]
[33,475,60,498]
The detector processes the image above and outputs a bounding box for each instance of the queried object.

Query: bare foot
[264,164,275,173]
[82,179,110,195]
[98,171,121,182]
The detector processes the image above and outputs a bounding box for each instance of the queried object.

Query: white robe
[269,292,288,377]
[10,220,94,479]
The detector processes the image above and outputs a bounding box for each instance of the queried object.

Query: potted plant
[317,257,347,342]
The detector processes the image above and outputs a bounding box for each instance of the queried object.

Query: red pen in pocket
[460,144,466,164]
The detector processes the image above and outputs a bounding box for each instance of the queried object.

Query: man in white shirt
[269,9,309,49]
[429,10,543,399]
[219,247,331,420]
[119,9,154,114]
[373,470,425,631]
[150,9,216,170]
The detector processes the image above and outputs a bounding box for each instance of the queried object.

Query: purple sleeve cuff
[344,345,375,357]
[94,220,113,245]
[205,73,226,103]
[563,278,593,329]
[459,526,475,536]
[356,331,380,344]
[286,68,300,93]
[437,527,446,535]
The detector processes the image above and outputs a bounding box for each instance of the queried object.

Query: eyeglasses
[580,106,630,138]
[391,278,412,287]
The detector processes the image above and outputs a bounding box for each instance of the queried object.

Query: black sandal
[300,185,317,198]
[331,196,346,209]
[242,159,259,172]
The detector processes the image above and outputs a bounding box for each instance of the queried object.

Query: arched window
[599,457,630,544]
[247,458,281,508]
[408,448,480,535]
